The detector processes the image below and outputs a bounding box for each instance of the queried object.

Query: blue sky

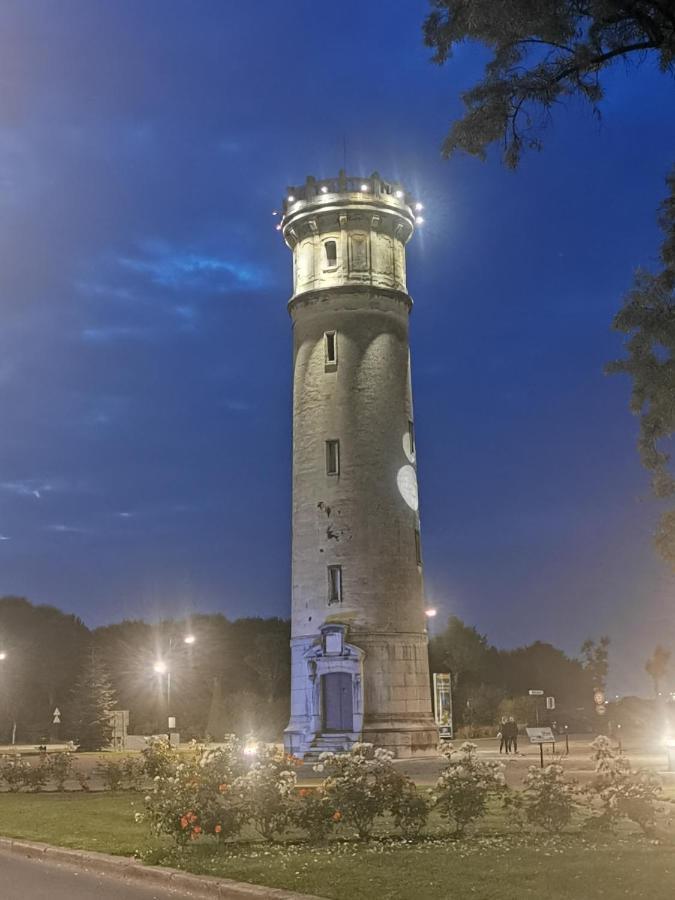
[0,0,673,694]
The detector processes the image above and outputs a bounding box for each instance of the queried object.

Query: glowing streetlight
[425,608,438,618]
[153,660,167,675]
[0,652,6,661]
[183,634,196,645]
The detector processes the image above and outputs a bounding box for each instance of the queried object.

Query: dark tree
[69,654,118,751]
[423,1,675,167]
[0,596,90,742]
[645,643,671,695]
[608,172,675,562]
[580,635,611,693]
[424,2,675,560]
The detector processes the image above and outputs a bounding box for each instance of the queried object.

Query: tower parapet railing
[283,170,416,213]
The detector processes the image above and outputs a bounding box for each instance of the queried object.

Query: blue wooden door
[322,672,353,731]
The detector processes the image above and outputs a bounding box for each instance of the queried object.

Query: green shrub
[142,739,247,846]
[432,741,505,836]
[292,788,339,841]
[141,738,175,779]
[317,743,402,840]
[586,735,664,836]
[233,743,298,840]
[121,756,144,790]
[45,752,75,791]
[95,760,125,791]
[389,777,430,839]
[516,764,577,833]
[0,755,48,792]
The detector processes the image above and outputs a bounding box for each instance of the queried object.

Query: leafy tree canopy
[424,2,675,563]
[607,172,675,562]
[424,0,675,167]
[645,642,671,695]
[68,653,118,751]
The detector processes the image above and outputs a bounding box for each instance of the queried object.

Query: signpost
[51,707,61,743]
[526,726,556,768]
[528,689,544,725]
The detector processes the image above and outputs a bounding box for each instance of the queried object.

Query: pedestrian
[507,716,518,754]
[498,716,508,754]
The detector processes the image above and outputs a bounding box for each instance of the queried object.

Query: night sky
[1,1,673,695]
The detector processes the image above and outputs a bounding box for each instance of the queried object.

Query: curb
[0,837,324,900]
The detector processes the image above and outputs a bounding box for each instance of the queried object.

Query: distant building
[280,171,438,757]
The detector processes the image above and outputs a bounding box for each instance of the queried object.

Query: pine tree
[69,652,117,751]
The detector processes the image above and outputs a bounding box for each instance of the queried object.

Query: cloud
[75,281,137,303]
[0,478,88,499]
[1,480,52,500]
[46,524,89,534]
[81,325,151,343]
[118,243,268,292]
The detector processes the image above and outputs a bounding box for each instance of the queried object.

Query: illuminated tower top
[278,171,424,300]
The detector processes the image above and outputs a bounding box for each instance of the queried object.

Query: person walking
[507,716,518,754]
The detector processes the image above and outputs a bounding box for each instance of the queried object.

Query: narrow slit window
[324,240,337,266]
[414,529,422,567]
[408,419,416,456]
[326,439,340,476]
[324,331,337,366]
[327,565,342,605]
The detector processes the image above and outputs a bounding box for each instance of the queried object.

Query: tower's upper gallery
[279,171,423,299]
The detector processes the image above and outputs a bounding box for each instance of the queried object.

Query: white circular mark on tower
[397,465,419,511]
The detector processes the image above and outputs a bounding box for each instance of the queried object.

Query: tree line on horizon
[0,595,667,745]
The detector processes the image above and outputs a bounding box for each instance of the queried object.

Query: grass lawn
[0,793,674,899]
[0,792,163,856]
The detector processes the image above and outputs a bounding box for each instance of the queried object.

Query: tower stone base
[283,629,439,759]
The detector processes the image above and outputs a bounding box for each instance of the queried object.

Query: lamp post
[153,634,196,734]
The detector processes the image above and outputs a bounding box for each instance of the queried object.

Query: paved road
[0,851,196,899]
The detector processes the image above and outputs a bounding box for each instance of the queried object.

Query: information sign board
[433,673,453,740]
[526,727,555,744]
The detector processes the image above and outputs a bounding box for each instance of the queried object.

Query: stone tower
[281,171,438,758]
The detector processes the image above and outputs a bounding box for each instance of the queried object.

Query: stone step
[303,733,353,759]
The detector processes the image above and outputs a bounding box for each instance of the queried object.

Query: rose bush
[142,739,247,846]
[0,755,48,792]
[514,764,577,833]
[586,735,664,835]
[317,743,425,840]
[233,744,298,840]
[291,787,339,841]
[432,741,505,836]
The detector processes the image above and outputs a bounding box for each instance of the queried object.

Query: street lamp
[425,608,438,618]
[153,634,197,732]
[0,652,6,661]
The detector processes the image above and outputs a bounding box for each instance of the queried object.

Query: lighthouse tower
[281,171,438,758]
